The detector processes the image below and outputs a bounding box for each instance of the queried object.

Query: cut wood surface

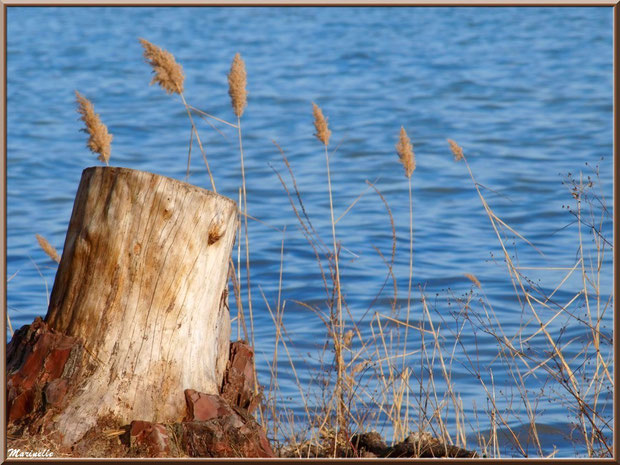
[42,166,237,445]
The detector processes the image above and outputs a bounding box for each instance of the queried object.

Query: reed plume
[139,38,185,94]
[75,91,112,165]
[448,138,464,161]
[343,329,353,348]
[396,127,415,178]
[395,127,416,423]
[36,234,61,264]
[312,103,331,146]
[229,52,257,406]
[138,38,217,190]
[464,273,481,288]
[228,53,247,118]
[312,102,344,444]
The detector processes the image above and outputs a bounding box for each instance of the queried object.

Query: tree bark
[41,166,237,445]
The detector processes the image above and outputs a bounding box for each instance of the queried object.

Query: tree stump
[28,166,237,446]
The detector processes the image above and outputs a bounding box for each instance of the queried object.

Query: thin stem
[402,175,413,433]
[186,125,194,180]
[237,116,259,419]
[187,104,238,128]
[6,312,14,336]
[178,91,216,192]
[324,143,344,440]
[237,189,243,342]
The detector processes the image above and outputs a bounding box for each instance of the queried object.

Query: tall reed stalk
[228,52,260,412]
[139,38,217,191]
[395,127,416,440]
[312,103,346,449]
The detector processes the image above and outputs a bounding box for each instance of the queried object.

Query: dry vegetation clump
[6,431,72,458]
[35,234,61,264]
[395,126,415,178]
[463,272,480,288]
[260,132,611,457]
[447,138,464,161]
[312,103,331,146]
[228,53,248,118]
[139,38,185,94]
[75,91,112,165]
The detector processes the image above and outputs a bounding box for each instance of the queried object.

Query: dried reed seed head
[228,53,247,118]
[139,38,185,95]
[36,234,61,264]
[75,91,112,165]
[395,126,415,178]
[351,361,366,376]
[464,273,481,288]
[343,330,354,348]
[312,103,331,146]
[448,139,464,161]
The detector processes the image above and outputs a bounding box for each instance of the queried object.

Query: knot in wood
[208,213,226,245]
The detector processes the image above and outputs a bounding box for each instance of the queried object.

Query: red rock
[181,387,274,458]
[43,344,73,381]
[7,317,45,371]
[130,420,170,457]
[220,341,259,413]
[6,318,80,423]
[184,389,234,422]
[15,333,53,391]
[7,390,35,423]
[181,408,274,458]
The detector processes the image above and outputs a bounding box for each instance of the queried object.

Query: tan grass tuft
[228,53,248,118]
[464,273,481,288]
[312,103,331,146]
[395,127,415,178]
[36,234,61,264]
[75,91,112,165]
[139,38,185,94]
[448,139,464,161]
[343,329,354,348]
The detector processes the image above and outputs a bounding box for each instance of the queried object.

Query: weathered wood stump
[14,167,238,446]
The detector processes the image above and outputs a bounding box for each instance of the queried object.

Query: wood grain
[45,167,237,445]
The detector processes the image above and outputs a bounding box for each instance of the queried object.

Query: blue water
[7,7,613,457]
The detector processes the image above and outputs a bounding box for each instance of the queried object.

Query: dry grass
[395,125,415,441]
[228,51,260,417]
[139,38,185,94]
[312,103,346,451]
[263,151,611,457]
[257,129,612,457]
[312,103,331,146]
[35,234,61,264]
[139,38,217,190]
[464,273,481,288]
[228,53,248,118]
[396,127,415,178]
[447,138,464,161]
[443,140,612,457]
[75,91,112,165]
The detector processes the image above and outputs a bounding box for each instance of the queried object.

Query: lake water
[6,6,613,457]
